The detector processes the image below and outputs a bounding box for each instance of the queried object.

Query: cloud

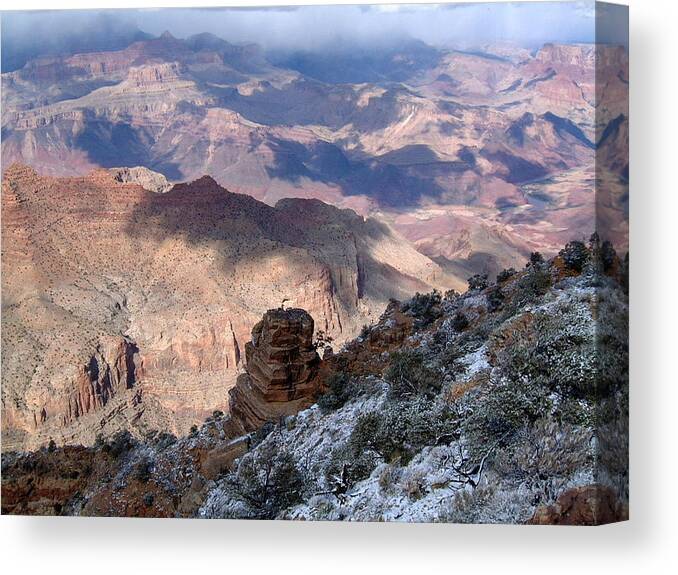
[125,2,603,51]
[2,2,626,70]
[1,10,150,72]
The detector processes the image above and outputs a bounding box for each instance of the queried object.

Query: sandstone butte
[1,164,460,452]
[226,308,320,435]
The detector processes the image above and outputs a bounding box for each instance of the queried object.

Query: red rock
[529,485,628,526]
[2,166,443,451]
[227,308,320,433]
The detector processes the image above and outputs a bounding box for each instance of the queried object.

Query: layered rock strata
[2,166,448,450]
[227,308,320,434]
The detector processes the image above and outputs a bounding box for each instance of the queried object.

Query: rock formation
[529,485,629,526]
[108,166,172,194]
[227,308,320,434]
[64,335,140,425]
[1,35,629,274]
[0,245,629,522]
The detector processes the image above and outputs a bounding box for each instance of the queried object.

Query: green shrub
[463,373,551,451]
[249,421,274,449]
[134,458,153,483]
[464,294,600,449]
[528,252,544,267]
[451,312,469,332]
[378,465,403,495]
[517,267,551,299]
[154,431,177,450]
[350,411,403,463]
[443,483,500,524]
[347,400,458,466]
[444,289,460,301]
[601,240,618,273]
[104,431,135,458]
[468,291,618,454]
[496,268,517,283]
[384,350,442,401]
[496,301,598,401]
[324,400,458,493]
[441,344,469,379]
[596,405,629,499]
[325,443,381,491]
[317,372,355,413]
[312,330,334,354]
[486,287,505,312]
[228,444,305,519]
[594,287,629,397]
[493,417,593,504]
[559,241,589,272]
[500,267,551,319]
[467,273,489,291]
[403,290,443,327]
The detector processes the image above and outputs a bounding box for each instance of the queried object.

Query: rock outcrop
[529,485,629,526]
[108,166,172,194]
[227,308,320,434]
[64,336,140,425]
[0,247,629,521]
[2,35,628,273]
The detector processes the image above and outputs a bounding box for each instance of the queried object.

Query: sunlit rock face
[227,308,320,434]
[1,166,452,451]
[2,35,628,280]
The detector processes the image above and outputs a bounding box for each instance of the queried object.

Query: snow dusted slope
[199,242,628,523]
[2,239,628,523]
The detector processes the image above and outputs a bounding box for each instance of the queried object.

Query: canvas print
[0,2,628,524]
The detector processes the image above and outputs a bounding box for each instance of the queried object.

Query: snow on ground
[200,273,620,522]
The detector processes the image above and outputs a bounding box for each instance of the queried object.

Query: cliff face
[1,165,453,451]
[0,294,423,518]
[0,306,323,517]
[64,336,140,424]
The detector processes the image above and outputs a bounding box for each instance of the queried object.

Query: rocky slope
[1,35,629,277]
[1,165,456,452]
[2,239,629,524]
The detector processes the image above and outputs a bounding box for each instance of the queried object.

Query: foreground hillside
[2,237,628,524]
[1,165,455,452]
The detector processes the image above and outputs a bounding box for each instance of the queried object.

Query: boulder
[108,166,173,193]
[529,484,628,525]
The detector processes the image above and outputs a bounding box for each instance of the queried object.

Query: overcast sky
[2,2,629,65]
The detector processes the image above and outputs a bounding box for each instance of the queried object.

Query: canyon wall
[1,165,453,451]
